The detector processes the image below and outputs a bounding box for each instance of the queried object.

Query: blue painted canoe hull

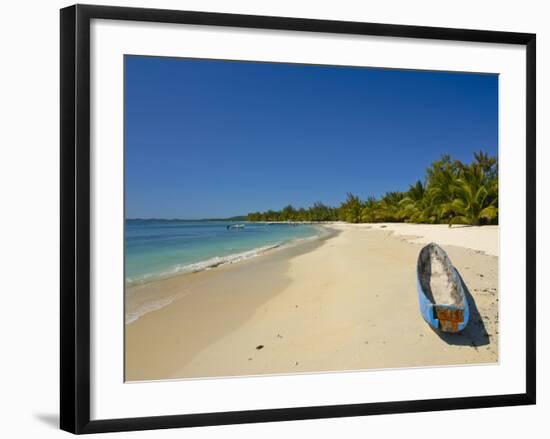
[417,245,469,333]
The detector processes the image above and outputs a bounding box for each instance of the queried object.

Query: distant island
[247,151,498,226]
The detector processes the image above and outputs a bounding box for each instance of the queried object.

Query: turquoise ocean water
[125,220,321,286]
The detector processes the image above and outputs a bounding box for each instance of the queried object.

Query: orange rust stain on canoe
[435,308,464,333]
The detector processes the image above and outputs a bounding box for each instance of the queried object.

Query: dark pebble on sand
[256,345,264,350]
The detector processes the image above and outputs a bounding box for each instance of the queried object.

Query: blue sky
[125,56,498,219]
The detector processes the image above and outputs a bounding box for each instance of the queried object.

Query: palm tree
[444,163,498,226]
[360,196,379,223]
[474,150,498,179]
[375,191,405,222]
[246,150,497,226]
[297,207,308,221]
[398,180,427,223]
[309,201,335,221]
[339,193,363,223]
[424,155,461,223]
[281,205,297,221]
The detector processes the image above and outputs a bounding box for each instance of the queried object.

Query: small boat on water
[226,224,245,230]
[417,243,469,333]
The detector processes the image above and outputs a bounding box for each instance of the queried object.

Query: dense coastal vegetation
[247,152,498,226]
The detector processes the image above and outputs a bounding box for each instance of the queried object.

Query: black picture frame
[60,4,536,434]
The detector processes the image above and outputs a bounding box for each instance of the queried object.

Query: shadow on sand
[431,270,490,348]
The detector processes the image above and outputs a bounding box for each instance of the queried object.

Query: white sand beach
[334,223,498,256]
[125,223,498,381]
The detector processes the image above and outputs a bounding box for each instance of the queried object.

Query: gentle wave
[126,242,284,287]
[126,295,182,324]
[126,231,326,287]
[125,231,327,323]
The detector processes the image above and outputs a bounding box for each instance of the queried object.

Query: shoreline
[127,222,497,290]
[125,223,498,381]
[125,226,338,324]
[126,224,334,288]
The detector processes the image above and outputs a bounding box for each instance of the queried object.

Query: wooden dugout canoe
[417,243,469,333]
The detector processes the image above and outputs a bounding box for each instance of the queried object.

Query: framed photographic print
[60,4,536,434]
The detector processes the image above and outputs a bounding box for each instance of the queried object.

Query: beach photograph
[124,56,499,382]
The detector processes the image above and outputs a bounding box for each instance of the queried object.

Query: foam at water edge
[126,242,284,287]
[126,230,329,287]
[125,229,328,323]
[125,295,181,324]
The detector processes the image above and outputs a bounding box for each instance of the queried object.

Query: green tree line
[246,151,498,226]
